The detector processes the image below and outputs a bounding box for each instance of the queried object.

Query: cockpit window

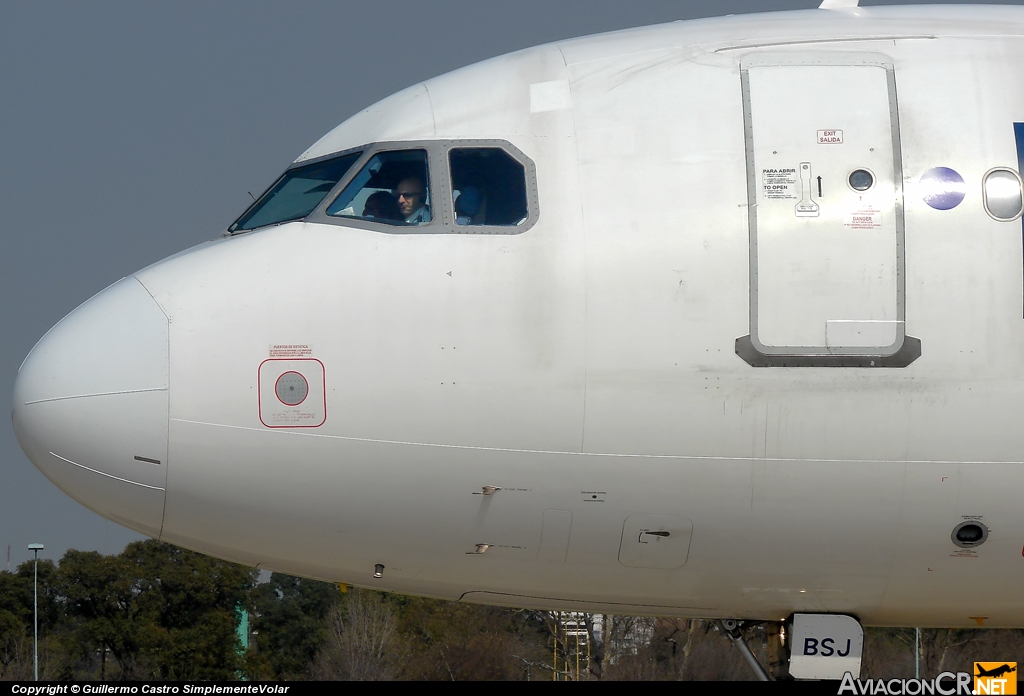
[282,140,536,235]
[326,149,431,226]
[229,152,362,233]
[449,148,528,226]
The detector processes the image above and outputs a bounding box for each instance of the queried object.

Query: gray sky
[0,0,997,568]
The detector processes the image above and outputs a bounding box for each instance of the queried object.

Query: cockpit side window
[449,148,528,227]
[326,149,432,226]
[297,140,537,235]
[229,152,362,233]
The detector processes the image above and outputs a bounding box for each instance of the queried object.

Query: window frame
[448,145,533,229]
[323,147,435,227]
[981,166,1024,222]
[304,139,539,235]
[227,145,365,236]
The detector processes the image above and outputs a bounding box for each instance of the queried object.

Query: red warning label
[817,129,843,144]
[844,208,882,229]
[270,344,312,358]
[762,168,798,200]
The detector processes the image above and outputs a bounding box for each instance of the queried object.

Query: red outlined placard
[258,358,326,428]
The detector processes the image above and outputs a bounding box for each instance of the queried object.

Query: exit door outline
[735,51,920,368]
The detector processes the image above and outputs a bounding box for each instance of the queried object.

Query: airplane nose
[12,277,169,537]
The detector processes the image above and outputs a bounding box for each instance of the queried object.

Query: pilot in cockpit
[361,191,404,222]
[455,187,483,225]
[395,177,431,224]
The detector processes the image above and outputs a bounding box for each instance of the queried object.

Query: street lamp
[28,543,43,681]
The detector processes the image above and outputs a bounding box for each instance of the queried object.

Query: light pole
[28,543,43,681]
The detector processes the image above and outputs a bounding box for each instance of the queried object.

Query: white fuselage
[13,6,1024,628]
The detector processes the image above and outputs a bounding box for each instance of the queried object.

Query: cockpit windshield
[326,149,431,226]
[229,152,362,233]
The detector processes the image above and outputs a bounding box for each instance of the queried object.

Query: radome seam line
[168,418,1022,466]
[49,452,165,491]
[25,387,166,405]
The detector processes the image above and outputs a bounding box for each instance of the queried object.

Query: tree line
[1,540,1021,680]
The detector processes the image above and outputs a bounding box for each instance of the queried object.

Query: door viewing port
[848,169,875,191]
[951,521,989,548]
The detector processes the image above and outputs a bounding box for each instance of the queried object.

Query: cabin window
[229,152,362,233]
[326,149,432,226]
[449,148,528,227]
[982,168,1024,221]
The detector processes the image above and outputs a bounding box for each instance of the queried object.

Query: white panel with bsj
[789,613,864,680]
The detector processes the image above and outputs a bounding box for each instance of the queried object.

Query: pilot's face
[396,178,425,217]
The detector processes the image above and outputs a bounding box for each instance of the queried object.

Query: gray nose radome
[12,276,169,538]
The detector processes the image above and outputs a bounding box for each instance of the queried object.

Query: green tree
[123,541,253,680]
[251,573,339,679]
[57,541,254,680]
[0,569,32,679]
[0,561,64,680]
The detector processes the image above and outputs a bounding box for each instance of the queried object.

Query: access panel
[618,513,692,569]
[735,52,920,367]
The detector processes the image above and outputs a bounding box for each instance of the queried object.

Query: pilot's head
[362,191,402,221]
[395,178,426,218]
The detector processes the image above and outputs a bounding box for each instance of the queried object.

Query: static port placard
[258,358,326,428]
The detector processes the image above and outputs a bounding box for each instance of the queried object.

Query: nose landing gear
[717,619,773,681]
[718,614,864,681]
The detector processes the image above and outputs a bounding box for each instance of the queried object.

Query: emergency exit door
[735,52,920,367]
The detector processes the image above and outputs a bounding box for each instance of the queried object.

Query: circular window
[920,167,966,210]
[275,371,309,406]
[951,521,989,549]
[848,169,875,192]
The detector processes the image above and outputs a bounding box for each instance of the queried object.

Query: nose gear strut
[717,619,771,681]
